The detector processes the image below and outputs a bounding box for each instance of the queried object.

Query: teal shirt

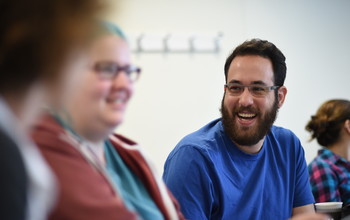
[104,141,164,220]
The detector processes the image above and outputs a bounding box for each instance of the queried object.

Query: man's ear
[277,86,287,108]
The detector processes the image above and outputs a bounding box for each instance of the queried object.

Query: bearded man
[163,39,317,220]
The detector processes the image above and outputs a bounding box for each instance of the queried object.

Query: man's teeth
[238,113,256,118]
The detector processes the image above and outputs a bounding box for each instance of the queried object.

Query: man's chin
[222,124,258,146]
[236,123,254,131]
[233,137,260,147]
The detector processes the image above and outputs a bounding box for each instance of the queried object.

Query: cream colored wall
[104,0,350,172]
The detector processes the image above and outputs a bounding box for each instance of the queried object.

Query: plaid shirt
[308,148,350,203]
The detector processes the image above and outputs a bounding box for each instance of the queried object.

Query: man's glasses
[93,61,141,82]
[224,83,280,97]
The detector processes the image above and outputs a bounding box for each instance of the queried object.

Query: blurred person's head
[306,99,350,147]
[59,21,141,143]
[0,0,102,128]
[220,39,287,150]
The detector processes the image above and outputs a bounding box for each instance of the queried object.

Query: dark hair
[224,38,287,86]
[0,0,102,95]
[306,99,350,147]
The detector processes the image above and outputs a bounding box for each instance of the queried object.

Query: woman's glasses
[93,61,141,82]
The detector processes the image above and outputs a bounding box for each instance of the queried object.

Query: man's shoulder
[267,125,303,156]
[177,118,223,148]
[269,125,299,141]
[167,118,223,159]
[270,125,295,135]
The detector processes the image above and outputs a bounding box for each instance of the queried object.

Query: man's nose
[238,87,254,106]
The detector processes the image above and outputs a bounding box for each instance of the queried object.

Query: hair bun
[306,99,350,147]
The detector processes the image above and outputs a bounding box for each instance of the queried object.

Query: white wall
[104,0,350,172]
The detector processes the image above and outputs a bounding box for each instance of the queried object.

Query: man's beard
[220,95,279,146]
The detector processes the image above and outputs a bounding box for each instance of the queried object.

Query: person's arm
[293,141,316,209]
[289,212,329,220]
[292,204,315,216]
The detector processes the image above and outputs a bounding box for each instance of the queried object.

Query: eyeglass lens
[94,62,141,82]
[225,83,276,97]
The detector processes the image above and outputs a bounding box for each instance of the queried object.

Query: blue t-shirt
[163,118,314,220]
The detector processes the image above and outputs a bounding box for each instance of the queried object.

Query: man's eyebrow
[251,81,267,85]
[228,80,268,85]
[228,80,241,84]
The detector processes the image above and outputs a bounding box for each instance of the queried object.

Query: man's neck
[234,138,265,154]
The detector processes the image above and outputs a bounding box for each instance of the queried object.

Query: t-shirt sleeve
[293,141,315,207]
[163,145,215,220]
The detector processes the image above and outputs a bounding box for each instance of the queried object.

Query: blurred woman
[306,99,350,203]
[0,1,100,219]
[31,22,184,220]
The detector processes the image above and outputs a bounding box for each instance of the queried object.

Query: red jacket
[31,114,184,220]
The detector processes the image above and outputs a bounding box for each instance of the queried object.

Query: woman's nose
[111,70,133,87]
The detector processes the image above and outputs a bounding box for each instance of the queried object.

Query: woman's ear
[345,119,350,135]
[277,86,287,108]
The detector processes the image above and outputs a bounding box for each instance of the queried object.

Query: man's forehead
[227,56,274,83]
[227,79,269,85]
[229,55,272,68]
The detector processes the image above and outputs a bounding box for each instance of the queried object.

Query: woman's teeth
[114,98,124,104]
